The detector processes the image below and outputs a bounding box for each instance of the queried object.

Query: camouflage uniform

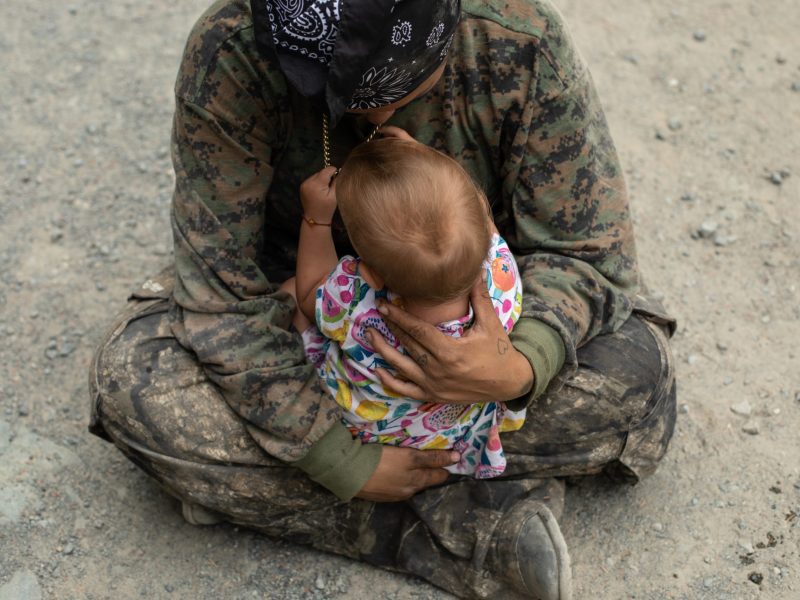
[89,0,677,597]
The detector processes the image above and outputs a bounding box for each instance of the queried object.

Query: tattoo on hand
[417,353,429,367]
[497,339,509,355]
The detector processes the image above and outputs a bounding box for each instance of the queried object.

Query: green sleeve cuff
[507,319,566,411]
[292,421,382,501]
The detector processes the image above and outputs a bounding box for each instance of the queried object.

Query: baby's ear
[359,262,385,290]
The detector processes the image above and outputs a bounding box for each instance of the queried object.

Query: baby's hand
[379,126,416,143]
[300,166,338,224]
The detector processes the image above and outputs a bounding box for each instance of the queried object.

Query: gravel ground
[1,0,798,598]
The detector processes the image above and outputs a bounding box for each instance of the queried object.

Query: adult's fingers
[367,329,426,381]
[468,274,498,328]
[412,449,461,469]
[376,300,441,354]
[374,368,427,401]
[412,467,449,492]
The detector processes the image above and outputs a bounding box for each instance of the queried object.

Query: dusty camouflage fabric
[90,1,679,593]
[164,0,646,470]
[89,268,675,599]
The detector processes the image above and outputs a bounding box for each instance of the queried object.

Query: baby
[290,132,525,478]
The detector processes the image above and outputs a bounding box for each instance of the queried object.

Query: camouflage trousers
[89,272,676,599]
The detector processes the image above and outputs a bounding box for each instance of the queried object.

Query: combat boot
[489,499,572,600]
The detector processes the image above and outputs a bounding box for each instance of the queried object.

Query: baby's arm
[296,166,340,322]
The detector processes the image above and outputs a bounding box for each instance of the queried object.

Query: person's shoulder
[175,0,284,104]
[460,0,585,89]
[462,0,555,39]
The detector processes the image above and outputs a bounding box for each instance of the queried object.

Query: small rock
[689,497,699,506]
[679,403,689,414]
[50,231,63,243]
[655,130,666,141]
[622,53,639,65]
[748,572,763,585]
[62,543,74,555]
[723,376,734,386]
[681,192,696,202]
[72,159,83,168]
[703,577,714,588]
[687,354,700,366]
[85,124,98,135]
[668,117,683,131]
[693,30,707,42]
[164,584,174,593]
[698,221,718,238]
[315,576,326,590]
[769,171,783,185]
[730,401,752,417]
[742,424,759,435]
[738,540,755,554]
[716,341,728,352]
[652,522,664,532]
[776,55,787,65]
[137,162,148,173]
[713,233,737,247]
[791,81,800,92]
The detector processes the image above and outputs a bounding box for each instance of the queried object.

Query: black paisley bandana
[252,0,460,126]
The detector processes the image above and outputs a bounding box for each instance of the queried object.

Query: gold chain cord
[322,113,382,169]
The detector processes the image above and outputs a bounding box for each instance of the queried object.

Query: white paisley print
[348,67,414,110]
[426,22,444,47]
[391,20,412,46]
[266,0,341,64]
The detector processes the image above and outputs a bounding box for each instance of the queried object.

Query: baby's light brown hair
[336,138,491,304]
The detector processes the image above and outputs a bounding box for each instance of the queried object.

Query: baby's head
[336,138,491,304]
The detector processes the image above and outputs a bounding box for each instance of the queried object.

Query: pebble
[679,403,689,414]
[716,341,728,352]
[730,401,752,417]
[713,233,737,247]
[655,130,666,141]
[689,497,699,506]
[314,576,326,590]
[748,572,763,585]
[0,570,42,600]
[738,540,755,554]
[742,424,759,435]
[667,117,683,131]
[791,82,800,92]
[681,192,696,202]
[703,577,714,588]
[652,522,664,532]
[687,354,700,366]
[62,543,75,556]
[698,220,718,238]
[693,30,707,42]
[769,171,783,185]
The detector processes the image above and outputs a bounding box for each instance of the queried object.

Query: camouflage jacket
[169,0,639,499]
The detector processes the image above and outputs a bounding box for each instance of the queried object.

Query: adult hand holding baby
[367,278,535,405]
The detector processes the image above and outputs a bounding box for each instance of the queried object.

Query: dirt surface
[1,0,798,598]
